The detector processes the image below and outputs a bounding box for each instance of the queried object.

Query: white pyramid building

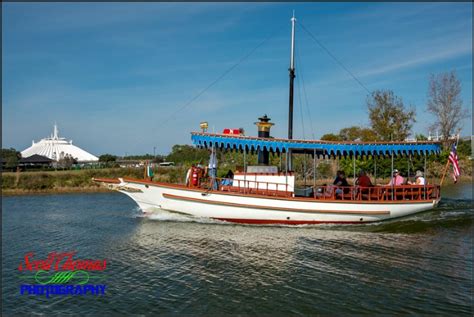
[21,124,99,162]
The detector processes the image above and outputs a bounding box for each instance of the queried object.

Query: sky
[2,2,472,156]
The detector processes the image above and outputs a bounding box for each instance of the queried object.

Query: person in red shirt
[356,169,373,199]
[356,169,373,187]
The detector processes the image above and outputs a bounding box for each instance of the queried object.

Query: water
[2,183,473,315]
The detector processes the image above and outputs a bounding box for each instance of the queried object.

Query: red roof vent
[223,128,243,135]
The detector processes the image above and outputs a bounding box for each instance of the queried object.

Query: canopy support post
[374,155,377,185]
[391,151,394,200]
[408,153,411,181]
[353,154,356,184]
[279,152,282,171]
[313,149,316,189]
[303,154,307,186]
[285,150,289,193]
[424,154,427,200]
[243,147,247,194]
[288,151,292,172]
[210,144,217,190]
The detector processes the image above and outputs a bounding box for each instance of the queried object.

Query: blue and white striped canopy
[191,133,441,157]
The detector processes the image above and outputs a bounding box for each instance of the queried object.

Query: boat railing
[212,177,440,201]
[313,184,440,201]
[214,177,292,197]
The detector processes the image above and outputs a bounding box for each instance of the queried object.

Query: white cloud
[358,42,472,78]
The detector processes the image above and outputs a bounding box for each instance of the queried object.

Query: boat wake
[140,208,226,225]
[343,198,474,233]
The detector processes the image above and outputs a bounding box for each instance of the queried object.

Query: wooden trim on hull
[213,218,374,225]
[122,177,434,205]
[162,193,390,215]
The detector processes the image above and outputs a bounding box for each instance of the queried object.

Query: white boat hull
[101,178,440,225]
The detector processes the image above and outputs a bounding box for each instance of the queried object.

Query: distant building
[158,162,175,167]
[19,154,53,169]
[427,131,459,142]
[21,124,99,163]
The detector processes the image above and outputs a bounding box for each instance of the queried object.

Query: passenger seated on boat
[325,171,350,198]
[355,170,373,199]
[355,169,373,187]
[220,170,234,186]
[333,170,350,197]
[408,170,426,185]
[315,184,328,197]
[387,169,404,186]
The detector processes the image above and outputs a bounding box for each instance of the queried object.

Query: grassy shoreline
[1,168,141,197]
[2,187,113,196]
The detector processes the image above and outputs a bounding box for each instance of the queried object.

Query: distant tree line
[1,148,21,170]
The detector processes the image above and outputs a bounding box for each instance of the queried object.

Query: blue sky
[2,2,472,156]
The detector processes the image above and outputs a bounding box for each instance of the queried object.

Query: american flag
[448,144,460,183]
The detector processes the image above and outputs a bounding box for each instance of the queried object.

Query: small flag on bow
[147,165,154,178]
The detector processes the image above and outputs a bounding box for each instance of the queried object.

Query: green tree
[339,126,377,141]
[427,70,468,148]
[57,154,77,169]
[456,138,471,158]
[123,154,154,160]
[320,133,342,141]
[367,90,416,141]
[321,128,376,142]
[99,154,117,163]
[166,145,209,165]
[153,155,166,163]
[1,148,21,169]
[415,133,428,141]
[316,161,333,179]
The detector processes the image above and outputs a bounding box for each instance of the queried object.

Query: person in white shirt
[408,170,425,185]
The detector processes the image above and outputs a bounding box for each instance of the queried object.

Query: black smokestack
[255,115,274,165]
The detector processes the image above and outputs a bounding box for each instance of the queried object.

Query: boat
[94,15,442,225]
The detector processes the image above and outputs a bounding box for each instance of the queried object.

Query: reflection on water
[441,181,473,200]
[2,183,473,315]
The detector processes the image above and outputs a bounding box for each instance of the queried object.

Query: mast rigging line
[296,49,315,139]
[158,24,286,127]
[298,22,372,95]
[295,62,306,139]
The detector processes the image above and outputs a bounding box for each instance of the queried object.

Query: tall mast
[288,12,296,140]
[287,12,296,170]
